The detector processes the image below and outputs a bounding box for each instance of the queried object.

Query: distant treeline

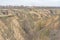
[0,6,60,9]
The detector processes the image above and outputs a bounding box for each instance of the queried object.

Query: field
[0,7,60,40]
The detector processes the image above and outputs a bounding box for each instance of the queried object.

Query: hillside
[0,7,60,40]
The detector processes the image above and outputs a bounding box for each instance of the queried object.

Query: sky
[0,0,60,7]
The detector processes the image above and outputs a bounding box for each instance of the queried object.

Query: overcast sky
[0,0,60,7]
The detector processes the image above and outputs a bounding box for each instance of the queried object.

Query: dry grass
[0,7,60,40]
